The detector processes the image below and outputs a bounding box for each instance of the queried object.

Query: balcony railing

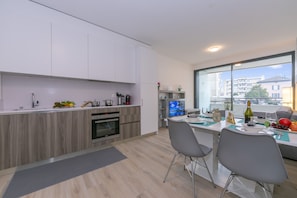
[209,97,290,118]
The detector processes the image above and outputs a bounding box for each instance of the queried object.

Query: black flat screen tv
[168,100,185,117]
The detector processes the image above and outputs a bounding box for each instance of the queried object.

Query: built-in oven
[91,112,120,141]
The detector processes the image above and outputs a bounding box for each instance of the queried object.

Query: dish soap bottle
[244,100,253,123]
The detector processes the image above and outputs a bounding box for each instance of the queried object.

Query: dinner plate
[201,113,213,118]
[185,118,205,124]
[254,118,266,125]
[189,121,206,124]
[259,128,274,135]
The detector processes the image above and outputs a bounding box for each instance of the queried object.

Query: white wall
[1,73,135,110]
[156,54,194,109]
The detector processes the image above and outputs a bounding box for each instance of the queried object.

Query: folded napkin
[226,111,236,124]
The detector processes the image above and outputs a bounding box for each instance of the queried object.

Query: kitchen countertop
[0,104,140,115]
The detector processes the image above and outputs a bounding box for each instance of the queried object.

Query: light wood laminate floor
[0,128,296,198]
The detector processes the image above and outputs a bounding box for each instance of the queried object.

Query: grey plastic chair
[163,119,216,198]
[217,128,288,198]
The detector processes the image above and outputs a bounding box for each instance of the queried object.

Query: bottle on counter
[244,100,253,123]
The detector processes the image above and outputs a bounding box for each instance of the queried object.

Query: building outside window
[272,84,280,91]
[194,52,295,117]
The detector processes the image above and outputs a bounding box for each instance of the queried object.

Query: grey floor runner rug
[3,147,126,198]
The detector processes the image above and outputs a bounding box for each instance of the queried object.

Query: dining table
[170,114,297,198]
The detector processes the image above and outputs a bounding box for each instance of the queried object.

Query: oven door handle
[94,118,119,124]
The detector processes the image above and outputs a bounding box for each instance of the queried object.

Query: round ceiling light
[206,45,222,52]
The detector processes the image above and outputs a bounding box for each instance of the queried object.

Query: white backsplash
[1,73,136,110]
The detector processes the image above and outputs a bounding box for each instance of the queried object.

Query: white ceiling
[31,0,297,66]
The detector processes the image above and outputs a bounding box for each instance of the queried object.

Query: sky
[220,63,292,81]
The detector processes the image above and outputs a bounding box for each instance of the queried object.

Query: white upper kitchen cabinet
[88,28,116,81]
[0,0,51,76]
[114,37,137,83]
[51,13,88,79]
[89,30,137,83]
[138,46,158,83]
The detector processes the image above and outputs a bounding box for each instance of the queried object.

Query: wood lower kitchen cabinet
[0,110,90,170]
[0,113,28,170]
[120,122,140,139]
[120,106,141,139]
[28,112,53,162]
[0,112,52,170]
[0,106,141,170]
[52,110,90,157]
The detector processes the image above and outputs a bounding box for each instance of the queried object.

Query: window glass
[195,52,294,117]
[195,65,231,113]
[232,55,292,116]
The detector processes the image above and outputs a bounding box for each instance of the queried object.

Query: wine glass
[266,112,277,122]
[201,107,209,114]
[265,112,277,131]
[265,112,271,121]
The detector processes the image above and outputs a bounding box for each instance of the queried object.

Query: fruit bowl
[53,101,75,108]
[270,118,292,131]
[271,122,289,130]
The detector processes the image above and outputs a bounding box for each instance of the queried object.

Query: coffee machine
[126,95,131,105]
[116,92,131,105]
[116,92,124,105]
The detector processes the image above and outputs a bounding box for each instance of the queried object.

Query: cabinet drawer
[120,106,140,124]
[120,122,140,139]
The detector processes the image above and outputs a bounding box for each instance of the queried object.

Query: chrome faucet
[32,93,39,108]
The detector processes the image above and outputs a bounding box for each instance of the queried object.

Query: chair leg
[202,158,216,188]
[191,159,198,198]
[163,153,178,183]
[220,173,235,198]
[183,155,187,170]
[257,182,273,198]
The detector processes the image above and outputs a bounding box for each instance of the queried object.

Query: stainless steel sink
[12,107,57,113]
[1,107,81,115]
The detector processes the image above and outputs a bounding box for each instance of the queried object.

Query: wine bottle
[244,100,253,123]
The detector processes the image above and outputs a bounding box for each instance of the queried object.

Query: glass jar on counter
[212,109,221,122]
